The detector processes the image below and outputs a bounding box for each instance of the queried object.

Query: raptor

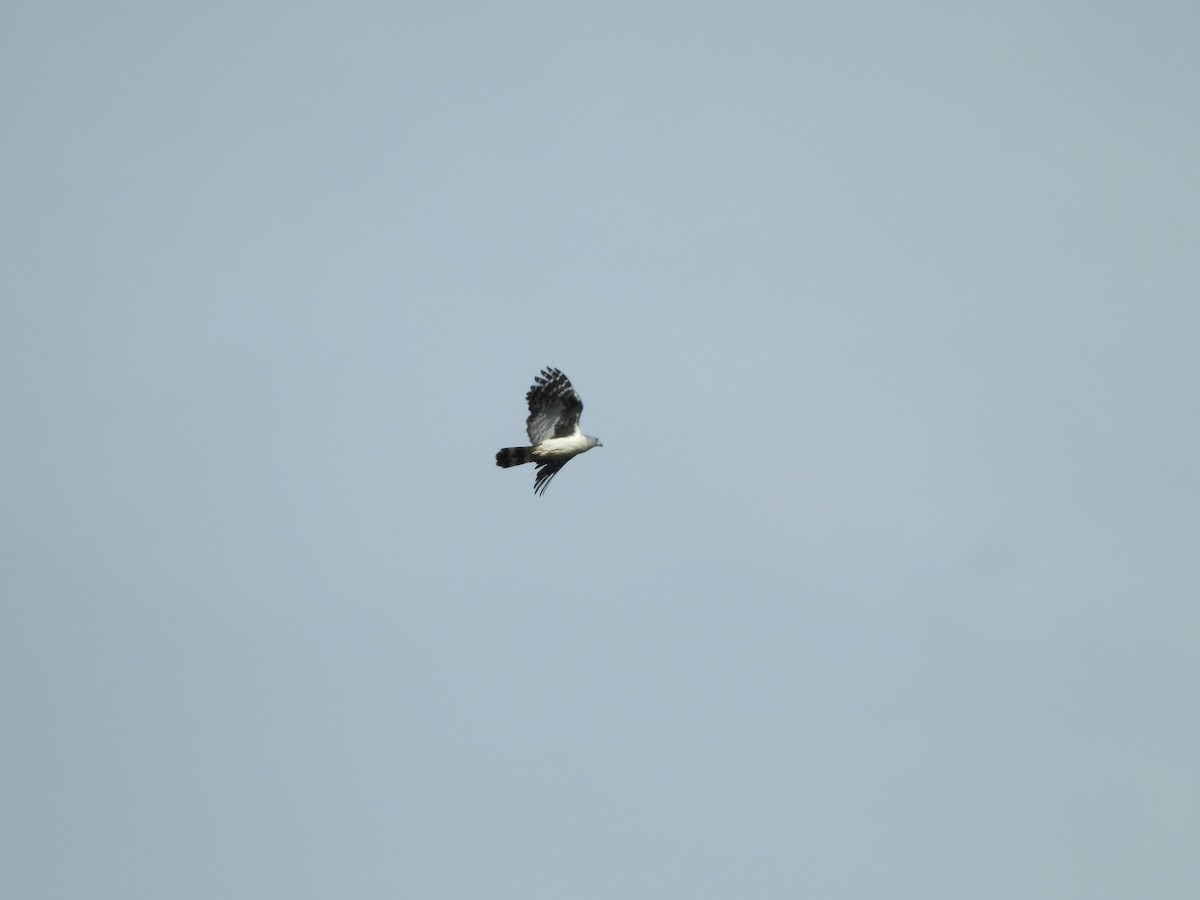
[495,367,602,495]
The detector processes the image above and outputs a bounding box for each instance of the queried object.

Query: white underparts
[533,432,597,460]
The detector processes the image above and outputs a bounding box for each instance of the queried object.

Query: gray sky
[3,2,1198,897]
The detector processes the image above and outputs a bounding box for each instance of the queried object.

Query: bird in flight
[496,367,603,495]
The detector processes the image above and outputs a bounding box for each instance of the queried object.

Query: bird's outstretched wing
[525,367,584,444]
[533,461,567,496]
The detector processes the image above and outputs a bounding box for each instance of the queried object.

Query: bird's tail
[495,446,533,467]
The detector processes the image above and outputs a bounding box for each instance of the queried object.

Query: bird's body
[531,432,596,459]
[496,367,602,495]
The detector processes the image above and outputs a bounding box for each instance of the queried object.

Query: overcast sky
[3,2,1198,898]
